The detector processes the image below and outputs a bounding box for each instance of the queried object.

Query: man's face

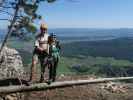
[40,28,47,33]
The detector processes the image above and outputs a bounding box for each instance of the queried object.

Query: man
[48,33,60,84]
[30,23,49,83]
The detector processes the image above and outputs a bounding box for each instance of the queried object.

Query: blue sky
[37,0,133,28]
[1,0,133,28]
[37,0,89,28]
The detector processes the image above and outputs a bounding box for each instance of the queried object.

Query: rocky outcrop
[0,46,24,79]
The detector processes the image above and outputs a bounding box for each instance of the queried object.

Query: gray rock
[0,46,24,79]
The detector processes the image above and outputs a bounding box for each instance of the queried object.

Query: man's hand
[37,47,44,52]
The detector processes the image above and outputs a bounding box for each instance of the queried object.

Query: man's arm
[34,39,43,51]
[56,40,61,50]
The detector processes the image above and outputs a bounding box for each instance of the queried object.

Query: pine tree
[0,0,56,55]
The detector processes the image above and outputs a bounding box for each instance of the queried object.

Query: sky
[37,0,133,28]
[1,0,133,28]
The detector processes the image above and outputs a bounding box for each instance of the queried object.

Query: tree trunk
[0,76,133,94]
[0,3,19,56]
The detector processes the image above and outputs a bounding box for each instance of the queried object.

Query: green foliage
[1,0,57,38]
[23,3,38,15]
[25,23,37,34]
[62,38,133,61]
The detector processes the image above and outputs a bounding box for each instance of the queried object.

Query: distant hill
[2,28,133,42]
[49,28,133,37]
[48,28,133,43]
[62,37,133,61]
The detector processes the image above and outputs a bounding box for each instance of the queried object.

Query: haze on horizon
[1,0,133,29]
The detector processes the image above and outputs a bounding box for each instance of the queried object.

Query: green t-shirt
[49,44,60,61]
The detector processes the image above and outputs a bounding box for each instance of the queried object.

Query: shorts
[32,49,48,62]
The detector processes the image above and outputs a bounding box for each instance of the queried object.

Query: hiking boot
[46,80,52,85]
[39,78,44,83]
[39,74,45,83]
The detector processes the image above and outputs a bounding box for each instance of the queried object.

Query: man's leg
[52,57,59,82]
[39,57,46,82]
[49,61,54,81]
[30,55,38,83]
[46,60,55,84]
[52,61,58,82]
